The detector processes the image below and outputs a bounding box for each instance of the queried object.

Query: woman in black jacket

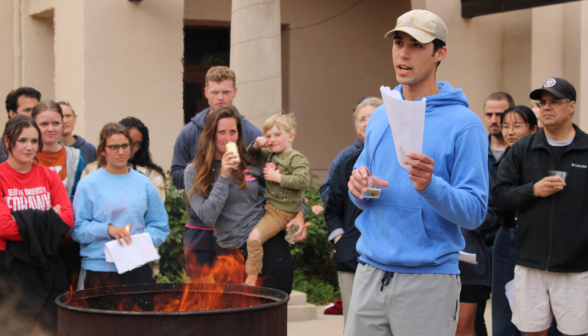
[492,106,537,336]
[324,148,362,324]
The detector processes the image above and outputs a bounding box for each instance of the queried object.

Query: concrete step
[288,290,308,306]
[288,303,318,322]
[288,290,317,322]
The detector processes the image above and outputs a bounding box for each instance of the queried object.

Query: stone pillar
[230,0,282,129]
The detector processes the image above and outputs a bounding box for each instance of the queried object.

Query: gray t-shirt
[184,161,265,249]
[491,148,505,161]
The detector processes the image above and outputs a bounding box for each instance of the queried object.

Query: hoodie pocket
[359,202,435,267]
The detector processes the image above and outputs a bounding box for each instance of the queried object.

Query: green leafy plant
[157,178,188,283]
[158,175,341,304]
[290,174,340,303]
[293,269,340,305]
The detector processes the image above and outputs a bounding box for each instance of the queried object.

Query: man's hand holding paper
[404,152,435,191]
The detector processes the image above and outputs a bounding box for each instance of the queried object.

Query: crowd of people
[324,9,586,336]
[0,7,586,336]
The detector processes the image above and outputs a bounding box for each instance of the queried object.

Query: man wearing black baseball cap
[495,78,588,336]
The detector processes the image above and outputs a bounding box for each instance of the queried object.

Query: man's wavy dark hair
[5,87,41,116]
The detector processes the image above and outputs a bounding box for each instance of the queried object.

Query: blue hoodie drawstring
[380,272,394,291]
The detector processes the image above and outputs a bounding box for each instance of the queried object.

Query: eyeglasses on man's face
[355,117,370,125]
[539,99,567,108]
[106,143,131,152]
[501,124,527,131]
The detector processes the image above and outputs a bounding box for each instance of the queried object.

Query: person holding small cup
[494,78,588,336]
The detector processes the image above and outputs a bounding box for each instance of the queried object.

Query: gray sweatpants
[344,263,461,336]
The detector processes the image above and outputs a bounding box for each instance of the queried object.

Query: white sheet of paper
[459,251,477,264]
[505,279,515,312]
[104,232,160,274]
[380,86,426,169]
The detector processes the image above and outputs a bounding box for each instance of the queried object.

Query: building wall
[184,0,410,180]
[21,2,55,102]
[501,9,532,107]
[563,1,582,125]
[2,0,586,176]
[281,0,410,180]
[0,1,15,127]
[54,0,85,135]
[81,0,185,170]
[420,0,504,118]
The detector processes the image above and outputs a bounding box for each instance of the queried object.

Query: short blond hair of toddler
[263,111,296,135]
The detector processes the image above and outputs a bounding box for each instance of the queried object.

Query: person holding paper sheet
[346,9,488,336]
[494,78,588,336]
[71,123,169,290]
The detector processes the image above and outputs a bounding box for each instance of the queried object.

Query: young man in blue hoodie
[346,10,488,336]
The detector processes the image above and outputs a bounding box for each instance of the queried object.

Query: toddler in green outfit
[245,112,310,286]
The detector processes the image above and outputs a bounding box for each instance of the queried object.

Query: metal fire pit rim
[56,283,290,316]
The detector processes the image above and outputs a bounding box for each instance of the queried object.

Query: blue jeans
[492,227,522,336]
[492,227,563,336]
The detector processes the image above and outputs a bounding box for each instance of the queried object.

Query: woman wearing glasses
[71,123,169,289]
[492,106,539,336]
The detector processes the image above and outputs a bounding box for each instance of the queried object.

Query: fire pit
[56,283,289,336]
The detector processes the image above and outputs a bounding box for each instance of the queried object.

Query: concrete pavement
[288,300,493,335]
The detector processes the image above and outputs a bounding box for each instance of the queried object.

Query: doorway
[183,25,230,124]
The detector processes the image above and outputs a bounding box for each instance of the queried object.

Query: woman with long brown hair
[183,106,307,293]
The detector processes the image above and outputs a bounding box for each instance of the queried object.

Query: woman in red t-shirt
[0,115,73,336]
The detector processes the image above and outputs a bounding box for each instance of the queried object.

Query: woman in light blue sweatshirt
[71,123,169,289]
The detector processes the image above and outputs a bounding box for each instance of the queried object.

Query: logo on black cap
[530,77,576,102]
[544,79,556,88]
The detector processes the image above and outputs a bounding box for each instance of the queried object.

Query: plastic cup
[362,176,384,199]
[285,225,298,245]
[549,170,567,182]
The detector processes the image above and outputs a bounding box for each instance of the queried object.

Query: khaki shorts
[512,265,588,335]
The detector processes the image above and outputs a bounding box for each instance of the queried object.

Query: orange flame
[66,249,273,312]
